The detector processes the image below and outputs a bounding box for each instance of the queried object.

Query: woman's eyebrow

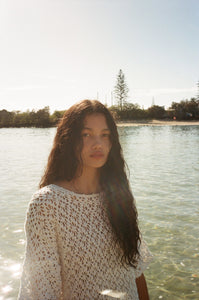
[82,127,110,131]
[102,129,111,132]
[82,127,92,130]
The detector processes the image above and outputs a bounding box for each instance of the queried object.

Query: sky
[0,0,199,113]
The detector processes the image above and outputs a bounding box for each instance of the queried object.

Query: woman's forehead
[83,113,109,128]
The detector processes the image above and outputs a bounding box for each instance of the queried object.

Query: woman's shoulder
[31,184,58,202]
[27,185,61,221]
[29,184,74,208]
[28,184,67,212]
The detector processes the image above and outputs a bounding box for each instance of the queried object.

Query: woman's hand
[135,273,150,300]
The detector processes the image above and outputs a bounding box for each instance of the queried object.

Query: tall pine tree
[197,80,199,101]
[114,69,129,110]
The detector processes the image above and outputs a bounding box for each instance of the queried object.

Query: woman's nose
[92,137,102,149]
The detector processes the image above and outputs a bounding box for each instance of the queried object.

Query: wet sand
[117,120,199,126]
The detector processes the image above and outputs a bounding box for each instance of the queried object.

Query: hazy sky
[0,0,199,112]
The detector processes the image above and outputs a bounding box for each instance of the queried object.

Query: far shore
[1,119,199,129]
[116,119,199,126]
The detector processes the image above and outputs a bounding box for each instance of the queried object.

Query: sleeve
[134,238,153,278]
[18,191,62,300]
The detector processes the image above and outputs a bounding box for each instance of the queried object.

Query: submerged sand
[117,120,199,126]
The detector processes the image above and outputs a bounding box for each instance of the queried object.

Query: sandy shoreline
[116,119,199,126]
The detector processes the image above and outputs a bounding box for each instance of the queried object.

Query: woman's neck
[72,168,100,194]
[55,168,101,195]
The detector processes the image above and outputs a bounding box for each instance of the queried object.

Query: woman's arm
[18,192,62,299]
[136,273,150,300]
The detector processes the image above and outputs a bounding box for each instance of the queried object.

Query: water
[0,126,199,299]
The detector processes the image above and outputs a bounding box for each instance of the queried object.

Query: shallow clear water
[0,126,199,299]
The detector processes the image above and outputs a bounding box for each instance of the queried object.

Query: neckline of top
[49,184,101,198]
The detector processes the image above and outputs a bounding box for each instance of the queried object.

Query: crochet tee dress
[18,184,152,300]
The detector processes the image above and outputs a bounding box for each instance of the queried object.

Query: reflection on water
[0,258,21,299]
[0,126,199,299]
[100,290,126,298]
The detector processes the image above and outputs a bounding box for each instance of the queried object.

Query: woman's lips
[90,152,104,159]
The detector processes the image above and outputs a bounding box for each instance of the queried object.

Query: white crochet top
[18,184,152,300]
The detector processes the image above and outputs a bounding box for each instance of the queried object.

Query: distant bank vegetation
[0,98,199,128]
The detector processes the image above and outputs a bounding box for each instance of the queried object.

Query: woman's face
[80,113,112,171]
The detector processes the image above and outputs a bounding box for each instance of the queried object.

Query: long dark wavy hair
[40,99,140,267]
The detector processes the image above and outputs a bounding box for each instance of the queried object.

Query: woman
[18,100,152,299]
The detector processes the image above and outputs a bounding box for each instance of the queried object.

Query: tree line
[0,98,199,128]
[0,106,65,128]
[112,69,199,121]
[0,69,198,128]
[109,98,199,121]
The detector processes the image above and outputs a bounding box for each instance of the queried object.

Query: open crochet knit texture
[18,184,152,300]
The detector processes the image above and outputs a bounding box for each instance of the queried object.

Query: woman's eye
[82,133,90,137]
[102,133,110,138]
